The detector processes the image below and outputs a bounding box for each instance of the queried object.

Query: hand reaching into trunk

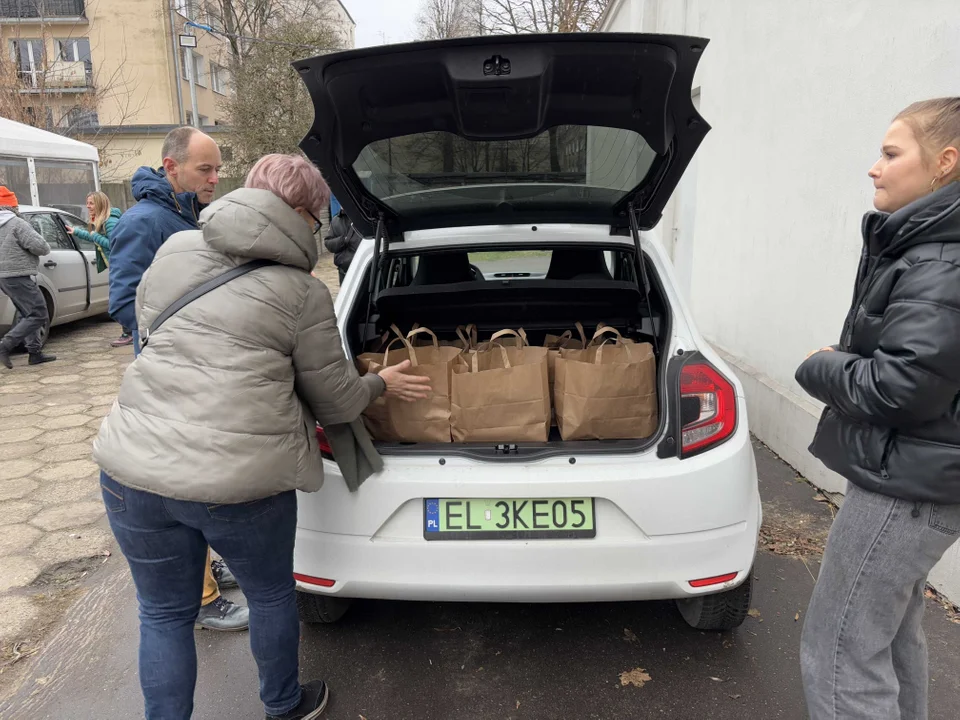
[379,360,432,402]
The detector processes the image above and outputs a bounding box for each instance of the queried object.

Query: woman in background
[67,191,130,346]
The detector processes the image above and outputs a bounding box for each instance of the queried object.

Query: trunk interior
[344,243,671,460]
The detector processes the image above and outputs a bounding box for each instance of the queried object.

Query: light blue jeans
[800,481,960,719]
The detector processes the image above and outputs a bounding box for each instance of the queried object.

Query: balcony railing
[0,0,86,19]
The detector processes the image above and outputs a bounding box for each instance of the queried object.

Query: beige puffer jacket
[93,188,384,503]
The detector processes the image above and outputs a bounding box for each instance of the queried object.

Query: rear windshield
[354,126,658,215]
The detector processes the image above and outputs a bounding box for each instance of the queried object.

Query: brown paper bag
[554,326,658,441]
[356,325,462,443]
[451,329,551,443]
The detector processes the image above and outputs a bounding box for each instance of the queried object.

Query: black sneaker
[0,347,11,369]
[266,681,329,720]
[210,558,239,589]
[28,352,56,365]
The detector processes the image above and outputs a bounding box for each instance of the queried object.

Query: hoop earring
[931,175,942,191]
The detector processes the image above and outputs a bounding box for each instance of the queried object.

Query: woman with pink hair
[93,154,430,720]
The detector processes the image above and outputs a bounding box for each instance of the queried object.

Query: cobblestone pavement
[0,256,341,671]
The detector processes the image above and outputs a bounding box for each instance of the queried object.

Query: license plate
[423,498,596,540]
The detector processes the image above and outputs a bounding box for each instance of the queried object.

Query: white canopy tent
[0,117,99,217]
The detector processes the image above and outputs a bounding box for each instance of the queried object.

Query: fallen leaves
[623,627,639,644]
[747,608,762,621]
[620,667,652,688]
[795,612,801,621]
[924,585,960,624]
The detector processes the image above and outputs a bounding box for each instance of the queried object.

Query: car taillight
[680,362,737,456]
[316,426,334,459]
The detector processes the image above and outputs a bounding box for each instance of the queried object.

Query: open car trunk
[342,241,671,460]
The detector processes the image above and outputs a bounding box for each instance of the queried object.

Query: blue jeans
[100,472,302,719]
[132,327,141,357]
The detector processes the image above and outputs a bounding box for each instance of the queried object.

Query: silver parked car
[0,205,110,346]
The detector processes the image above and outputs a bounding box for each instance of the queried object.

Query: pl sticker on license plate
[423,498,596,540]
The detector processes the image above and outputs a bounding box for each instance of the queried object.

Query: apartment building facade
[1,0,355,182]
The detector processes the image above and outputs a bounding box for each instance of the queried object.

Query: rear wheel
[296,591,352,624]
[676,574,753,631]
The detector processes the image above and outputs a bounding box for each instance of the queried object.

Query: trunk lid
[294,33,710,237]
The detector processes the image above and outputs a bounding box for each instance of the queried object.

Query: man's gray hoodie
[0,210,50,279]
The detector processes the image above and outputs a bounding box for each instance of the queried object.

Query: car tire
[10,289,53,351]
[675,574,753,631]
[296,591,352,624]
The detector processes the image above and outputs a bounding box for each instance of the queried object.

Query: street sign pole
[179,34,201,128]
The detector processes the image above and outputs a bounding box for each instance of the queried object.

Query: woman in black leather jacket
[796,98,960,720]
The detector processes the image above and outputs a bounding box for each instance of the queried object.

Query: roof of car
[18,205,65,214]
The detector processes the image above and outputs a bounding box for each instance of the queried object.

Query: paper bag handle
[456,323,478,350]
[471,342,511,371]
[382,336,411,366]
[575,322,587,347]
[387,323,420,366]
[490,328,528,346]
[407,326,440,349]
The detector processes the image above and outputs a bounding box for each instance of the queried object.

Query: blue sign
[425,499,440,532]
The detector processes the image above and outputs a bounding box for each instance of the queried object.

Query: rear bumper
[295,501,759,602]
[294,424,761,604]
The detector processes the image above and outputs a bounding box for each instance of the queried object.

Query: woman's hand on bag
[806,346,836,360]
[378,360,432,402]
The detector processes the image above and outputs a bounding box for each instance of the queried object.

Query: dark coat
[108,168,203,332]
[323,212,361,275]
[796,181,960,504]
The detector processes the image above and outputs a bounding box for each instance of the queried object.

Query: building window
[60,106,99,130]
[55,38,93,84]
[209,62,225,94]
[10,38,44,88]
[180,49,205,87]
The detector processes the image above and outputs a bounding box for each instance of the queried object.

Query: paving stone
[35,460,99,483]
[0,524,41,554]
[0,426,43,445]
[0,596,40,646]
[36,427,97,446]
[35,414,93,431]
[37,374,83,386]
[31,442,94,464]
[30,526,112,566]
[0,442,43,461]
[0,383,42,395]
[0,459,42,481]
[0,555,42,592]
[36,404,91,417]
[78,360,118,370]
[0,478,38,502]
[1,403,43,417]
[30,478,101,506]
[0,500,41,526]
[86,394,120,406]
[30,502,105,532]
[0,393,43,406]
[0,415,40,431]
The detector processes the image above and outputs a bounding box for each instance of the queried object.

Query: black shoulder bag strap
[141,259,277,348]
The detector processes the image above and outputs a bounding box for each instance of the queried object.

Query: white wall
[603,0,960,599]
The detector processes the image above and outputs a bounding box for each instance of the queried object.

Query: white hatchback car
[292,33,760,630]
